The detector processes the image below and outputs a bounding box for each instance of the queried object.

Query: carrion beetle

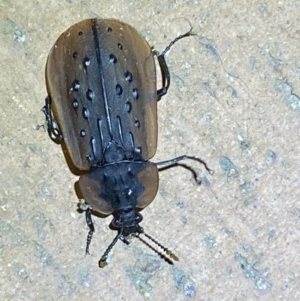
[42,18,213,267]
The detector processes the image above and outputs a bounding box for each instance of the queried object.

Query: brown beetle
[43,18,212,267]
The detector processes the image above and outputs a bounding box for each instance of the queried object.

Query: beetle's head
[111,208,144,236]
[98,208,179,268]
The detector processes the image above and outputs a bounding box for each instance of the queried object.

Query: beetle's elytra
[43,18,212,267]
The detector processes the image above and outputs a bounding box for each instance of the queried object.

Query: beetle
[43,18,212,267]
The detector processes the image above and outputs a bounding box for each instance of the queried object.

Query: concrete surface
[0,0,299,300]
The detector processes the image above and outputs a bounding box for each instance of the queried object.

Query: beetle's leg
[156,155,214,183]
[42,96,63,142]
[155,50,169,100]
[85,206,95,255]
[155,29,195,100]
[99,232,122,268]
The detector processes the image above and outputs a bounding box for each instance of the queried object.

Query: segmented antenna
[143,232,179,261]
[98,229,179,267]
[134,231,179,264]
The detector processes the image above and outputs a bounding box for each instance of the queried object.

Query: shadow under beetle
[43,18,213,267]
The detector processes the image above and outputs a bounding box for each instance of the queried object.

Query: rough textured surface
[1,1,299,300]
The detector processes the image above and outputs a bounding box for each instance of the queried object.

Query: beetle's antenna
[99,232,122,268]
[134,232,179,264]
[143,232,179,261]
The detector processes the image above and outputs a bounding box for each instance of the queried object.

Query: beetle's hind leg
[42,96,63,142]
[155,28,195,100]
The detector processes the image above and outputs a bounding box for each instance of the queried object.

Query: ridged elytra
[42,18,213,267]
